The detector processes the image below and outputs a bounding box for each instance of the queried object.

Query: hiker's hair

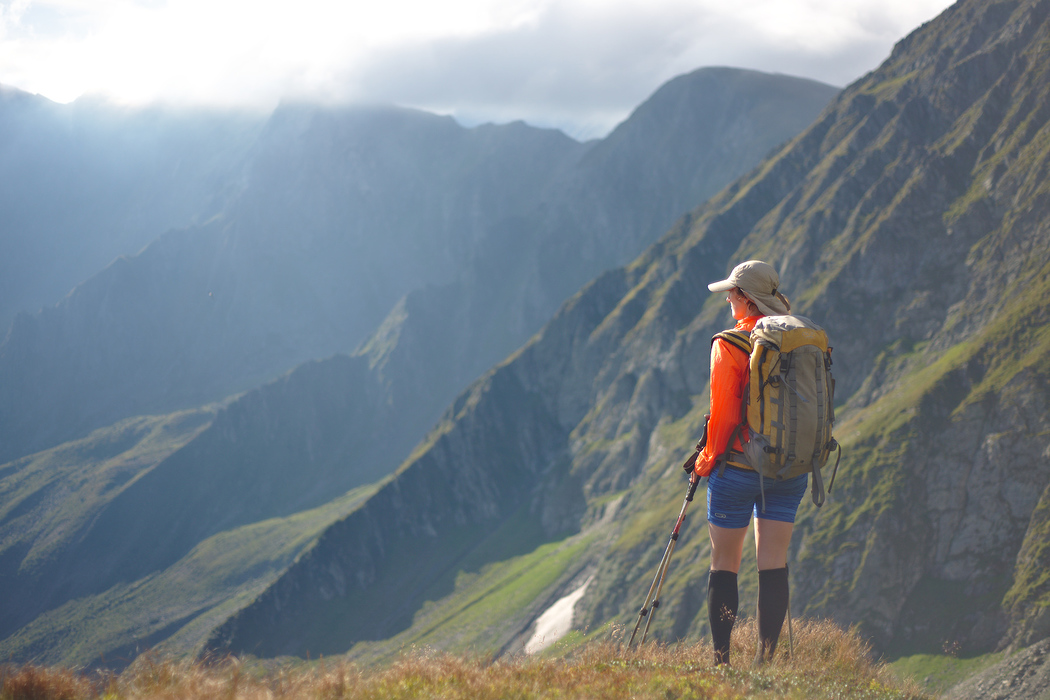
[776,291,791,313]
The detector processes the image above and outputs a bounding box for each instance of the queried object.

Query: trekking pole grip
[686,472,700,502]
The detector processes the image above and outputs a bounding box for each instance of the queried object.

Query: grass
[888,650,1005,695]
[0,619,928,700]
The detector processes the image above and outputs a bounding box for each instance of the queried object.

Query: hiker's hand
[683,449,700,475]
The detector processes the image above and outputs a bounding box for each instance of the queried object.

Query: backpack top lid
[751,314,828,353]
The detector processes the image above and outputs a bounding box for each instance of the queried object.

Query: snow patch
[524,575,594,655]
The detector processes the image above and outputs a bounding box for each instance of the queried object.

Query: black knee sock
[708,570,738,665]
[756,567,790,663]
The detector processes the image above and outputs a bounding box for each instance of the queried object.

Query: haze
[1,0,955,139]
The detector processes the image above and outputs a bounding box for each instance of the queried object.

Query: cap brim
[707,279,735,292]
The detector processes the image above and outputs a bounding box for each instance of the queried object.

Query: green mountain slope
[0,354,405,644]
[210,0,1050,662]
[0,482,378,668]
[0,407,220,637]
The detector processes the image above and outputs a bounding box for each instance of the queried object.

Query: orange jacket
[694,315,762,477]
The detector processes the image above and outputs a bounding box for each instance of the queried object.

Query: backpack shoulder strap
[710,329,754,476]
[711,329,752,357]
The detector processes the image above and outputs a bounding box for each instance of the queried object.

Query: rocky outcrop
[1003,476,1050,650]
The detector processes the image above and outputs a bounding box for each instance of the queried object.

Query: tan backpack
[713,314,841,507]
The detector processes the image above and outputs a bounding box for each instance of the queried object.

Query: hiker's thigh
[708,523,748,573]
[754,519,794,570]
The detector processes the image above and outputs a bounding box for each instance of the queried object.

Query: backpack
[713,314,841,507]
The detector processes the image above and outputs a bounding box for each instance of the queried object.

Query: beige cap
[708,260,790,316]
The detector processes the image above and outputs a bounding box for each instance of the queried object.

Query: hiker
[693,260,803,666]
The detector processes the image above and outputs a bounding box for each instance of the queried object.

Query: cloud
[337,0,956,137]
[0,0,955,137]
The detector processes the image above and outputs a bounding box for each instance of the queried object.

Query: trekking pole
[627,472,701,648]
[786,598,794,659]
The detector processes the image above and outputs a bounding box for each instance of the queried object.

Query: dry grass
[1,619,928,700]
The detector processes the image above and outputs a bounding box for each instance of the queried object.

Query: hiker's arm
[694,339,748,476]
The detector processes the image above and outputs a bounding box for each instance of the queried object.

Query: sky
[0,0,957,140]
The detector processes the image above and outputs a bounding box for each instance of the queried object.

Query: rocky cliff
[211,0,1050,661]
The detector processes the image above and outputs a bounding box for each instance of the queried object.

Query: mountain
[0,68,838,666]
[0,69,837,470]
[205,0,1050,665]
[0,88,264,329]
[0,107,587,464]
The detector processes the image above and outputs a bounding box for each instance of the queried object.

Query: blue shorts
[707,466,807,529]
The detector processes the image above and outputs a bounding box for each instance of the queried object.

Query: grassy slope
[0,408,218,577]
[0,619,929,700]
[889,651,1005,695]
[0,483,379,668]
[0,399,384,668]
[345,506,597,664]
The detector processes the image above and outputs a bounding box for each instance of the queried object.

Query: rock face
[210,0,1050,660]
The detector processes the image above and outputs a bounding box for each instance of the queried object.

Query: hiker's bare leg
[709,523,748,573]
[754,518,793,569]
[754,518,793,663]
